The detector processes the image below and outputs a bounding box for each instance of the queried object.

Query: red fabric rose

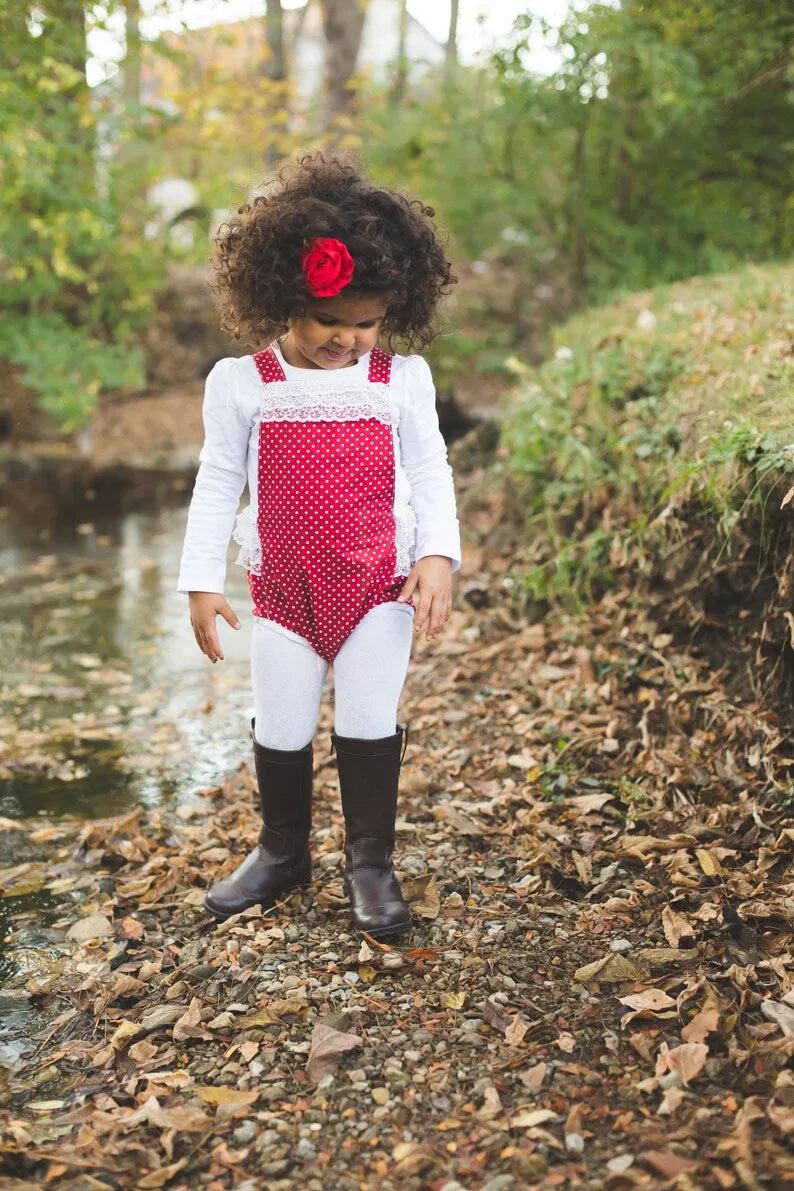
[302,238,355,299]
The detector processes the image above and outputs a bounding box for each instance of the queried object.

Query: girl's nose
[333,329,357,348]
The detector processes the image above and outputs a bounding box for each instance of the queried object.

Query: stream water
[0,488,256,1064]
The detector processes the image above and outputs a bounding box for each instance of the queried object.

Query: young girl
[177,152,461,938]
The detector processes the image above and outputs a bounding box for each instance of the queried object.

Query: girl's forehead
[310,295,388,322]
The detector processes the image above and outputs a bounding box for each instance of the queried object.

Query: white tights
[251,602,415,750]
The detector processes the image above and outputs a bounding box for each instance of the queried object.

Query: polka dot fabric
[247,346,405,664]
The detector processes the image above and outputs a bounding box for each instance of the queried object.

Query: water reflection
[0,500,254,823]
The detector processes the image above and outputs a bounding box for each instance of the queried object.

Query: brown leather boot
[333,726,411,938]
[204,728,313,921]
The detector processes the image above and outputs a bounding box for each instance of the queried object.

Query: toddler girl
[177,152,461,938]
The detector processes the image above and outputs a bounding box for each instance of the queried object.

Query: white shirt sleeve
[399,356,462,572]
[176,358,252,595]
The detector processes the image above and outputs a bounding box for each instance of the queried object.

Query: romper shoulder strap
[252,346,287,384]
[368,347,393,384]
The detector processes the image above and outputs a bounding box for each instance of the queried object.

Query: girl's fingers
[398,574,418,603]
[414,591,434,635]
[208,626,223,661]
[196,621,220,662]
[219,600,241,630]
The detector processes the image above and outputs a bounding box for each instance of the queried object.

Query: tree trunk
[446,0,459,67]
[390,0,409,110]
[318,0,369,130]
[261,0,288,168]
[123,0,141,115]
[568,109,590,297]
[263,0,286,82]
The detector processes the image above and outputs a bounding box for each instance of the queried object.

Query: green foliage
[360,0,794,301]
[504,260,794,607]
[0,2,164,430]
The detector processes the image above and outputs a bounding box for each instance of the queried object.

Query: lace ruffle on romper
[232,354,417,580]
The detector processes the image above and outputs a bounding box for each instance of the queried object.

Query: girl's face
[281,294,388,370]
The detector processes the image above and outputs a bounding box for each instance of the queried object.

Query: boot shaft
[252,735,313,847]
[333,727,405,859]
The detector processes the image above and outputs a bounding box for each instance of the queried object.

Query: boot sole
[355,915,412,939]
[204,881,311,923]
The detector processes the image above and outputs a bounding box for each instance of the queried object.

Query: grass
[502,260,794,609]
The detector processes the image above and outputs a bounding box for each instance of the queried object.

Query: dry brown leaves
[1,513,793,1190]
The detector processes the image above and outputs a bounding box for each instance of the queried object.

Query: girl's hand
[189,591,241,663]
[397,556,453,641]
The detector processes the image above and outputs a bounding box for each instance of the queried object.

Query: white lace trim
[258,381,396,426]
[233,499,416,580]
[394,500,417,578]
[233,505,261,573]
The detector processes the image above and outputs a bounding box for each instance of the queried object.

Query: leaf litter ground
[1,482,793,1191]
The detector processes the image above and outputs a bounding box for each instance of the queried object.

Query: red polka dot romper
[246,346,406,663]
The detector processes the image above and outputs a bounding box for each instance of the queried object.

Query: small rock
[609,938,633,953]
[606,1154,635,1175]
[381,952,404,970]
[372,1087,389,1105]
[233,1120,257,1145]
[481,1176,516,1191]
[296,1138,316,1160]
[565,1132,584,1155]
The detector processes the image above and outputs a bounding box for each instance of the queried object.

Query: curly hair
[211,152,457,353]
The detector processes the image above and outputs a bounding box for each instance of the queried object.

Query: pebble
[372,1087,390,1105]
[233,1121,257,1145]
[565,1132,585,1155]
[609,938,633,952]
[295,1139,316,1160]
[481,1176,516,1191]
[606,1154,635,1174]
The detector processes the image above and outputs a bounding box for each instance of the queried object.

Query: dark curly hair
[212,152,457,353]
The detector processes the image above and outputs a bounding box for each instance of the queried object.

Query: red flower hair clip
[302,237,355,299]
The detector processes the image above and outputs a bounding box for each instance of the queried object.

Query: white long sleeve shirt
[177,344,461,595]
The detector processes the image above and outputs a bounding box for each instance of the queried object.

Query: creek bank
[1,472,792,1188]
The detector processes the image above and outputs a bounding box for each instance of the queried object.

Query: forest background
[3,0,794,433]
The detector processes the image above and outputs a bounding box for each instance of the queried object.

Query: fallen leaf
[642,1150,698,1176]
[681,1007,719,1044]
[137,1160,189,1189]
[505,1014,529,1045]
[173,998,205,1042]
[118,916,145,940]
[109,1020,143,1051]
[662,906,695,948]
[140,1006,184,1033]
[442,990,466,1010]
[619,988,676,1012]
[568,792,614,812]
[511,1108,559,1128]
[656,1041,708,1085]
[235,998,305,1027]
[404,874,440,919]
[194,1086,259,1109]
[575,952,643,985]
[519,1063,547,1092]
[66,913,114,942]
[695,849,723,877]
[306,1022,363,1083]
[129,1039,158,1064]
